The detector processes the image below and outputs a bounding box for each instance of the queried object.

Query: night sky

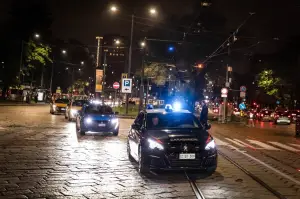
[1,0,300,74]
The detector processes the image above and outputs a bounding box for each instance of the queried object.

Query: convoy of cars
[49,97,217,174]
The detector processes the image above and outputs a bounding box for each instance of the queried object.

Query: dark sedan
[76,103,119,136]
[127,106,217,174]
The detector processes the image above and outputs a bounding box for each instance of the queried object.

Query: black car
[76,103,119,136]
[127,106,217,174]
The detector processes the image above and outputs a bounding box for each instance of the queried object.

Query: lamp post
[110,6,157,113]
[139,40,146,111]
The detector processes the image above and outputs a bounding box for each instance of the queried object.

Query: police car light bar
[165,104,173,111]
[146,104,154,109]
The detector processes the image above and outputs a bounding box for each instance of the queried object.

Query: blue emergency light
[146,104,154,109]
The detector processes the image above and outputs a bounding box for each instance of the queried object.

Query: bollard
[296,114,300,137]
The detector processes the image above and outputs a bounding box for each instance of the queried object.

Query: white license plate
[179,153,195,160]
[61,108,65,110]
[98,123,106,127]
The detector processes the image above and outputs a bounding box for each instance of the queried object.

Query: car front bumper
[83,123,119,133]
[54,107,66,113]
[144,149,218,171]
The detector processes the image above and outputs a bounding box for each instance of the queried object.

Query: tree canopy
[257,69,281,98]
[25,40,52,69]
[144,62,169,86]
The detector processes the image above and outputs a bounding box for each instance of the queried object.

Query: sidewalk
[0,100,48,106]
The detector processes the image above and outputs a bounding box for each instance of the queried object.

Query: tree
[144,62,169,86]
[257,69,281,98]
[25,40,52,70]
[67,79,88,95]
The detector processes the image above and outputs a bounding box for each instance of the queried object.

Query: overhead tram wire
[202,12,255,64]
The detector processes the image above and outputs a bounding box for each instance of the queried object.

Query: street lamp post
[110,5,157,114]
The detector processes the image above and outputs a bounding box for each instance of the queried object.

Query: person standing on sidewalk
[200,100,208,126]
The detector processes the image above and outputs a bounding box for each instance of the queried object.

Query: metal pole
[50,55,54,93]
[19,40,24,83]
[146,78,149,105]
[139,51,145,111]
[114,90,117,107]
[40,65,44,88]
[126,14,134,115]
[102,52,107,104]
[223,66,229,123]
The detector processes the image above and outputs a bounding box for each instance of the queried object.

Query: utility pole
[139,49,145,111]
[50,54,54,93]
[102,52,107,104]
[125,14,134,114]
[19,40,24,83]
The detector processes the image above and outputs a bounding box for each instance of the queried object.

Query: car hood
[71,106,82,110]
[55,103,67,107]
[86,114,116,120]
[146,128,209,145]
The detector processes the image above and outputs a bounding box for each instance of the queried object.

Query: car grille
[169,159,202,167]
[167,142,201,153]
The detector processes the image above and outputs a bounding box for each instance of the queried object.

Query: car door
[129,112,144,160]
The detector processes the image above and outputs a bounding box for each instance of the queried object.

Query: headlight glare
[205,140,216,150]
[111,118,119,124]
[85,118,92,124]
[147,138,164,150]
[70,109,78,115]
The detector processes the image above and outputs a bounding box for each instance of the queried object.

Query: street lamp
[149,8,157,15]
[34,34,40,39]
[111,5,157,114]
[110,5,118,12]
[140,41,146,47]
[115,39,120,45]
[81,61,84,65]
[62,50,67,54]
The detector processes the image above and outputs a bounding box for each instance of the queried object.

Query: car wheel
[68,114,72,122]
[76,119,85,135]
[127,141,135,162]
[206,166,217,174]
[113,128,119,136]
[138,145,149,174]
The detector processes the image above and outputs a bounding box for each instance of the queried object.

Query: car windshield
[146,113,200,129]
[55,99,69,103]
[73,100,86,106]
[85,105,113,114]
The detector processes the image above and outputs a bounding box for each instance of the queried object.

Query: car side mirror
[132,123,141,130]
[205,123,211,130]
[114,111,119,115]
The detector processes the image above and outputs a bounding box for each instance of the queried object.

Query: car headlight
[70,109,78,115]
[85,117,92,124]
[52,104,56,109]
[205,140,216,150]
[147,138,164,150]
[111,118,119,124]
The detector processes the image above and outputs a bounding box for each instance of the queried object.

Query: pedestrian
[248,112,255,127]
[200,100,208,126]
[34,93,38,103]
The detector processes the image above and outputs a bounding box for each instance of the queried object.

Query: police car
[127,104,217,174]
[76,101,119,136]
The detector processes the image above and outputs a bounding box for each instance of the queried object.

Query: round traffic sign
[113,82,120,89]
[221,88,228,94]
[240,86,247,92]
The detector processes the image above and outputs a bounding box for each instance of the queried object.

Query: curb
[117,115,136,119]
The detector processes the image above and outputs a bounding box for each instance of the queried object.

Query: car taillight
[261,114,264,117]
[288,115,291,118]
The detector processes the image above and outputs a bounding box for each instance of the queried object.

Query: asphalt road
[0,105,299,199]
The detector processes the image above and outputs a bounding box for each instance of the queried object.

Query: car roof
[145,109,191,114]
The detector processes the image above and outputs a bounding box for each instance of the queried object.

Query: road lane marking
[233,139,259,150]
[247,140,281,150]
[214,137,229,146]
[289,143,300,149]
[268,142,300,152]
[225,138,245,147]
[227,144,300,185]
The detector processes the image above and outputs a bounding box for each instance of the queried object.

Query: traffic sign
[240,86,247,92]
[121,73,128,79]
[121,78,132,93]
[221,88,228,94]
[113,82,120,89]
[240,91,246,98]
[239,103,246,110]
